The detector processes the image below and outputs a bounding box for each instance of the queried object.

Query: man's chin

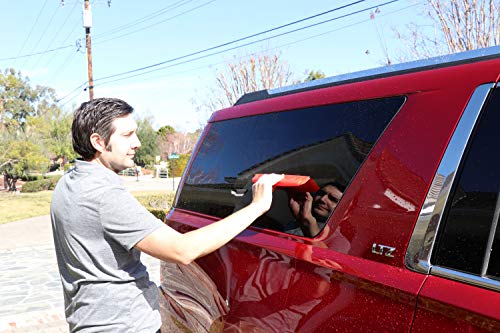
[125,158,135,167]
[111,162,134,174]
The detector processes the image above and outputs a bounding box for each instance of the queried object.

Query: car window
[177,96,405,237]
[433,87,500,279]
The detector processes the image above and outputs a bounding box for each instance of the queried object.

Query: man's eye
[328,194,339,202]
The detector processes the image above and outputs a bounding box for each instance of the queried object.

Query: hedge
[148,209,168,222]
[136,192,175,222]
[21,176,63,193]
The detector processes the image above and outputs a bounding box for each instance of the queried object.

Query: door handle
[230,189,248,197]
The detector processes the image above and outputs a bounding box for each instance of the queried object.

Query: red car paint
[160,48,500,332]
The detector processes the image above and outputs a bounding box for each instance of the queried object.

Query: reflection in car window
[434,88,500,278]
[177,97,405,236]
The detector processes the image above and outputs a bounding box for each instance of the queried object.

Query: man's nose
[132,133,141,149]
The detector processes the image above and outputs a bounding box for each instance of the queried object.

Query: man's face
[312,184,343,218]
[99,114,141,173]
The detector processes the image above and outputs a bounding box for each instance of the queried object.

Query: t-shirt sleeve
[99,186,165,251]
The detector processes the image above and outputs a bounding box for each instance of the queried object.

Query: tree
[304,70,326,82]
[0,67,65,185]
[157,125,199,161]
[0,68,58,132]
[197,51,296,116]
[0,132,47,189]
[394,0,499,59]
[170,154,190,178]
[135,117,160,166]
[157,125,176,138]
[28,107,76,170]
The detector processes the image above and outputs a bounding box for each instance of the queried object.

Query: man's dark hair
[321,180,346,193]
[72,97,134,161]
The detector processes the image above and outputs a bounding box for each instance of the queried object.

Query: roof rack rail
[235,45,500,106]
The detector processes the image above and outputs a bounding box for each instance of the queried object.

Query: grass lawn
[0,191,54,224]
[0,190,174,225]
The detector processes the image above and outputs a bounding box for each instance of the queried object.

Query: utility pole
[83,0,94,100]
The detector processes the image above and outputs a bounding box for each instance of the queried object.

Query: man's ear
[90,133,106,153]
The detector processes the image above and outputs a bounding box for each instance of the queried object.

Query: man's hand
[289,192,316,223]
[251,173,284,214]
[288,191,320,237]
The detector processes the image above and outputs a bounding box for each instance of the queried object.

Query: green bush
[47,175,62,190]
[21,180,47,193]
[135,192,174,222]
[21,174,43,181]
[171,154,190,177]
[136,193,174,210]
[21,175,62,193]
[148,209,167,222]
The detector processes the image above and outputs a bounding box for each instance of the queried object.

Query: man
[287,182,344,237]
[51,97,282,332]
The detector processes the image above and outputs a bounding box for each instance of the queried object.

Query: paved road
[0,175,175,333]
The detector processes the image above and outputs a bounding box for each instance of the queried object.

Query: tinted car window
[177,97,405,236]
[434,88,500,278]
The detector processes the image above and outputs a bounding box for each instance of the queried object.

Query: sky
[0,0,428,132]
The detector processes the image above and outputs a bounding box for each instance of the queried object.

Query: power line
[14,0,49,65]
[0,44,74,62]
[93,0,196,39]
[93,0,216,46]
[97,3,419,87]
[42,20,81,76]
[94,0,398,86]
[44,46,79,85]
[22,4,61,69]
[0,0,210,62]
[59,0,401,102]
[58,81,88,104]
[60,2,414,108]
[92,0,369,82]
[39,0,80,70]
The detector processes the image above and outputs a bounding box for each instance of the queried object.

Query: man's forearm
[179,202,267,261]
[136,173,283,264]
[137,202,267,265]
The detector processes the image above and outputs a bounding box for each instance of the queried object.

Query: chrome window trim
[405,83,495,274]
[268,46,499,96]
[431,266,500,293]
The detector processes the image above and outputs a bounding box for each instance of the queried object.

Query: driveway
[0,175,172,333]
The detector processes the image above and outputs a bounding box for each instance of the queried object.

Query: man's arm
[135,173,283,265]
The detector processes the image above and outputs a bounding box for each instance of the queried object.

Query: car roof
[235,45,500,105]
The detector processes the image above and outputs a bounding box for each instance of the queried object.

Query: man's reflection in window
[285,181,345,237]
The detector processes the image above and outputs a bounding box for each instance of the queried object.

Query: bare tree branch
[394,0,499,60]
[199,51,295,113]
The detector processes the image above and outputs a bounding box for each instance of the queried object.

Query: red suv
[159,46,500,332]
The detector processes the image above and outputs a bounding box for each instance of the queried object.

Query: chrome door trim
[405,83,495,274]
[431,266,500,293]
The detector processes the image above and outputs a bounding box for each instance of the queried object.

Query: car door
[410,85,500,332]
[161,93,415,332]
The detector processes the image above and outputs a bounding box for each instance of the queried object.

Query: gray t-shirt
[50,160,164,332]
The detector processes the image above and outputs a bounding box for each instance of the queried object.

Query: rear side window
[177,97,405,236]
[433,88,500,279]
